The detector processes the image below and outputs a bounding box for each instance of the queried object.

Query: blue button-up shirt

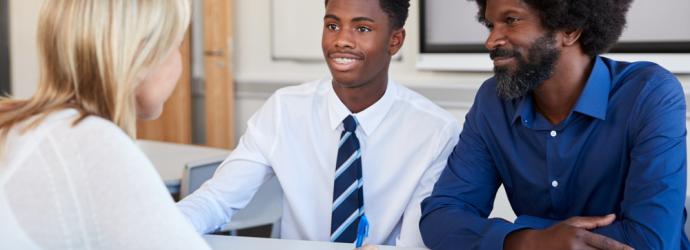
[420,56,688,249]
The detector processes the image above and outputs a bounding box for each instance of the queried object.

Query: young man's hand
[504,214,634,250]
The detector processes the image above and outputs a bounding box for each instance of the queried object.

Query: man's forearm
[420,205,529,250]
[177,192,233,234]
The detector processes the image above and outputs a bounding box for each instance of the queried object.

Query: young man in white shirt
[177,0,460,247]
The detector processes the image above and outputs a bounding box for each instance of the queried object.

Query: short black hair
[475,0,633,57]
[325,0,410,29]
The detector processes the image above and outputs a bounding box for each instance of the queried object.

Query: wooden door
[137,0,235,148]
[136,32,193,144]
[203,0,235,149]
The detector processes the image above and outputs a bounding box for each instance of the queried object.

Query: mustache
[328,49,365,58]
[489,48,520,60]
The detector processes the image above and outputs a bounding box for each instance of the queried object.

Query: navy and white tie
[331,115,364,243]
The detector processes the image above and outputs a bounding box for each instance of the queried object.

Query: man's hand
[563,214,616,230]
[504,214,634,250]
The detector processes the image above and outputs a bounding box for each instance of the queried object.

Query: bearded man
[419,0,689,249]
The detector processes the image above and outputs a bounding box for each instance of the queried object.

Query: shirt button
[551,180,559,188]
[550,130,557,137]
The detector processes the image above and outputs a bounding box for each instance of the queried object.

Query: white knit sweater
[0,109,209,250]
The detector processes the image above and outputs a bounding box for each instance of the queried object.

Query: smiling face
[483,0,544,71]
[322,0,404,89]
[483,0,561,100]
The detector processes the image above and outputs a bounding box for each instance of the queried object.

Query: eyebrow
[324,14,340,21]
[484,8,524,23]
[352,17,375,23]
[324,14,375,23]
[501,9,523,17]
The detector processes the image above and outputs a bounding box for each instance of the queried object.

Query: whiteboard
[422,0,690,52]
[271,0,325,61]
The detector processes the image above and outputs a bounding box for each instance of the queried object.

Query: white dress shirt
[0,109,210,250]
[177,78,460,247]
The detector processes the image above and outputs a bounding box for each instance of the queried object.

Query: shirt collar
[512,94,535,127]
[511,56,611,125]
[327,78,396,136]
[571,56,610,120]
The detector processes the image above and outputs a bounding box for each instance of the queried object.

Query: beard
[491,32,561,100]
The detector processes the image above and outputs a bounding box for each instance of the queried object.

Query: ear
[388,28,405,55]
[560,27,582,47]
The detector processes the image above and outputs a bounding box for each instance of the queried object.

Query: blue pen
[355,214,369,248]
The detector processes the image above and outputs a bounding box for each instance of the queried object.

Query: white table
[203,235,428,250]
[137,140,230,194]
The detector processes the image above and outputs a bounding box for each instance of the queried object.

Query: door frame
[202,0,236,149]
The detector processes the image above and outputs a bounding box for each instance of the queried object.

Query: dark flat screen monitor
[0,0,11,94]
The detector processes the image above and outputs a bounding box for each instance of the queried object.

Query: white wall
[9,0,43,98]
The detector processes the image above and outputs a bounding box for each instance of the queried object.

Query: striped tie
[331,115,364,243]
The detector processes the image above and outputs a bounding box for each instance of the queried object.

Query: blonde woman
[0,0,210,249]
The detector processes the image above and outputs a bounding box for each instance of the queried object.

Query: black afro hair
[475,0,633,56]
[325,0,410,29]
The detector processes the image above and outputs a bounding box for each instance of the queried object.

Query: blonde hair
[0,0,191,145]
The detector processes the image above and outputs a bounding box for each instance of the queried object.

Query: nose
[335,29,355,49]
[485,27,507,51]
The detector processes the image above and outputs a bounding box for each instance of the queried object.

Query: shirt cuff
[176,202,205,233]
[514,215,559,230]
[480,222,532,250]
